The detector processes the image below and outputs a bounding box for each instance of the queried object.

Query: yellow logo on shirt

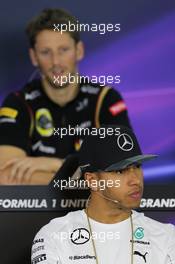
[0,107,18,118]
[74,139,83,151]
[35,108,54,137]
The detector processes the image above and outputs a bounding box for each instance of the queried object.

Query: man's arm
[166,225,175,264]
[0,93,64,185]
[31,227,61,264]
[96,86,132,128]
[0,145,64,185]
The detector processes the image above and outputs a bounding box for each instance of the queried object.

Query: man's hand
[0,157,64,185]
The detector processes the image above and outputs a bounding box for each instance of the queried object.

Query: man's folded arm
[0,145,63,185]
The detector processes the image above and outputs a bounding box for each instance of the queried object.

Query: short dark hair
[26,8,80,48]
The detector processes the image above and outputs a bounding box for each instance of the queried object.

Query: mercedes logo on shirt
[71,228,90,245]
[117,133,134,151]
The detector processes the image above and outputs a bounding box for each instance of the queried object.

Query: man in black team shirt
[0,9,131,185]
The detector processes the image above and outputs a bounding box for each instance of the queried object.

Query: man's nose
[128,167,142,185]
[52,52,62,66]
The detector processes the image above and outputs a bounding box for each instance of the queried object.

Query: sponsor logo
[117,133,134,151]
[71,228,90,245]
[33,239,44,245]
[0,107,18,118]
[130,239,150,245]
[140,198,175,208]
[69,255,96,260]
[32,141,56,154]
[0,118,16,123]
[109,100,126,116]
[76,98,89,112]
[0,199,47,209]
[134,251,148,263]
[25,90,41,100]
[74,139,83,151]
[81,86,100,94]
[77,120,92,128]
[80,164,91,169]
[32,245,45,255]
[134,227,144,240]
[32,254,46,264]
[35,108,54,137]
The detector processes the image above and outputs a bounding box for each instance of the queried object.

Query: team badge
[71,228,90,245]
[134,227,144,240]
[35,108,54,137]
[117,133,134,151]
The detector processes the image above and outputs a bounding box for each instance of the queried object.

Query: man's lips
[52,70,64,76]
[128,190,142,200]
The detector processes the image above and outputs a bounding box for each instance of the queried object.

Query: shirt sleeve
[165,225,175,264]
[31,227,61,264]
[0,92,32,154]
[98,87,132,129]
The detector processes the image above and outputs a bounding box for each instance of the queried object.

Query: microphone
[95,192,127,210]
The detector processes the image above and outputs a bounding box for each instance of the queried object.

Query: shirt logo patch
[0,107,18,119]
[134,251,148,263]
[32,254,46,264]
[25,90,41,100]
[76,98,89,112]
[69,255,96,260]
[71,228,90,245]
[81,86,100,94]
[74,139,83,151]
[134,227,144,240]
[35,108,54,137]
[32,141,56,154]
[117,133,134,151]
[109,100,127,116]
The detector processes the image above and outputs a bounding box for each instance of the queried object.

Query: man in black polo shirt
[0,9,131,185]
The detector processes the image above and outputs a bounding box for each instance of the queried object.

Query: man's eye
[41,50,50,55]
[59,47,69,53]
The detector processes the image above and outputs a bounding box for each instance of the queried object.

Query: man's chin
[130,200,141,209]
[47,77,70,90]
[52,83,69,90]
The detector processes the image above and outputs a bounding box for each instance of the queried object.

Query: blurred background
[0,0,175,263]
[1,0,175,184]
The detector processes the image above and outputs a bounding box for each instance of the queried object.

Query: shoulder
[80,82,123,100]
[18,79,42,101]
[2,79,42,105]
[80,82,102,95]
[133,210,175,240]
[35,210,83,238]
[79,79,119,95]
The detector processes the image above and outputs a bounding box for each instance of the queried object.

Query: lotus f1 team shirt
[0,79,131,158]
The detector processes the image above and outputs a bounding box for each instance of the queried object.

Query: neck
[85,193,131,224]
[41,77,79,107]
